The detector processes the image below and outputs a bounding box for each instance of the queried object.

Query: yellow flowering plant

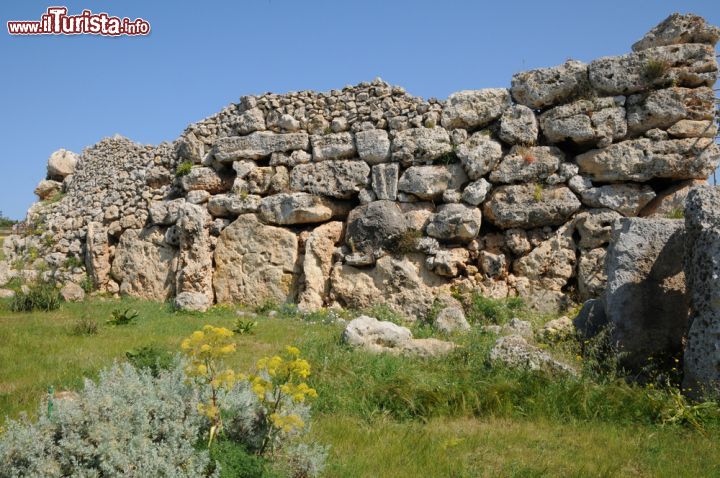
[180,325,244,445]
[249,345,318,455]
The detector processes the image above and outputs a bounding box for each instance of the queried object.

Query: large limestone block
[441,88,511,130]
[213,132,309,162]
[576,138,719,182]
[626,86,715,136]
[391,127,453,165]
[683,187,720,395]
[483,184,581,229]
[425,203,482,242]
[605,218,688,370]
[345,200,408,253]
[456,133,503,180]
[488,146,564,184]
[207,194,261,217]
[48,149,79,179]
[632,13,720,51]
[213,214,298,306]
[538,96,626,147]
[111,227,178,301]
[513,226,576,292]
[371,163,399,201]
[330,254,444,319]
[578,247,607,301]
[498,105,538,145]
[298,221,344,312]
[34,179,62,200]
[310,132,356,161]
[580,183,656,217]
[356,129,391,164]
[85,222,111,290]
[175,204,214,302]
[589,44,717,96]
[397,165,452,200]
[258,193,350,225]
[573,208,623,249]
[290,160,370,199]
[179,167,234,194]
[510,60,589,109]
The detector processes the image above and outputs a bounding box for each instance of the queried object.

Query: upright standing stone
[683,187,720,396]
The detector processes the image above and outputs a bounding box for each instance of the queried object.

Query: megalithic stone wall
[2,13,719,316]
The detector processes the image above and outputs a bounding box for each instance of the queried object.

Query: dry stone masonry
[2,13,719,318]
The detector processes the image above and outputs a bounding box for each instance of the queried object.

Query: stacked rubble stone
[2,13,718,316]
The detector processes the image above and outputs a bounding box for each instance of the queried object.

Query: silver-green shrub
[0,362,217,478]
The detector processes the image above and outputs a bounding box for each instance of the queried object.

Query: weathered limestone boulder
[397,165,452,200]
[539,96,626,147]
[501,318,534,339]
[456,133,503,180]
[574,298,609,341]
[298,221,343,312]
[668,119,718,138]
[498,105,538,145]
[149,199,186,225]
[174,292,211,312]
[488,146,564,184]
[433,296,470,333]
[538,316,575,342]
[605,218,688,369]
[461,179,491,206]
[441,88,511,130]
[310,132,356,161]
[343,315,455,357]
[580,183,656,216]
[576,138,719,182]
[258,193,349,225]
[290,160,370,198]
[345,200,408,253]
[371,163,399,201]
[177,132,205,163]
[514,226,576,292]
[356,129,391,164]
[640,180,704,218]
[483,184,581,229]
[175,204,214,303]
[426,248,470,277]
[213,132,309,162]
[111,227,178,301]
[207,194,261,217]
[510,60,589,109]
[426,203,482,242]
[578,247,607,301]
[632,13,720,51]
[0,289,14,299]
[179,167,234,194]
[236,107,266,135]
[34,179,62,200]
[270,150,312,167]
[330,254,444,319]
[60,283,85,302]
[48,149,79,179]
[626,86,715,136]
[85,222,111,290]
[391,127,452,165]
[214,214,298,306]
[573,208,622,249]
[589,44,718,96]
[490,335,576,375]
[239,166,287,195]
[683,187,720,395]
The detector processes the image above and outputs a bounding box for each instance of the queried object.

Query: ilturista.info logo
[7,6,150,36]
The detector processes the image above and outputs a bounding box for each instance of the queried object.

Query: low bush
[125,345,174,376]
[175,161,193,177]
[463,294,524,325]
[107,308,139,326]
[70,317,99,336]
[9,281,62,312]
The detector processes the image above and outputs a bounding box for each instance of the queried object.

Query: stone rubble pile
[1,13,718,317]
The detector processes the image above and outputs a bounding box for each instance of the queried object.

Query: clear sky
[0,0,718,219]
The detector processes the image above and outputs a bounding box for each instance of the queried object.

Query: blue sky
[0,0,718,219]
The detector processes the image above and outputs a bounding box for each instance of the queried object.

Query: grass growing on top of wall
[2,296,720,477]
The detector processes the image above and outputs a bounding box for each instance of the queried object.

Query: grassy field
[1,297,720,477]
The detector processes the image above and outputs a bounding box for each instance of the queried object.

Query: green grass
[2,297,720,477]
